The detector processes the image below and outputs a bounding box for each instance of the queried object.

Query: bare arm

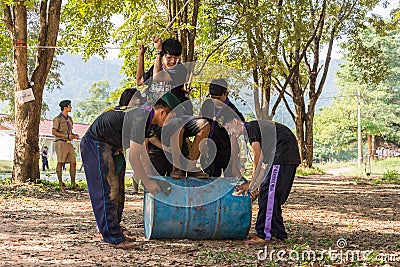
[152,37,172,83]
[129,140,160,194]
[148,136,171,153]
[235,141,262,193]
[136,44,146,86]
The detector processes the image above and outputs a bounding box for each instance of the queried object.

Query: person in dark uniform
[41,146,49,171]
[80,89,168,249]
[225,118,301,244]
[200,78,245,177]
[136,37,209,178]
[123,91,181,189]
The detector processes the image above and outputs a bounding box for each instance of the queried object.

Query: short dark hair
[59,100,71,111]
[162,38,182,56]
[119,88,138,106]
[154,98,172,114]
[209,78,228,96]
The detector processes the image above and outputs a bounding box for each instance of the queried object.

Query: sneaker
[170,169,185,179]
[187,170,209,178]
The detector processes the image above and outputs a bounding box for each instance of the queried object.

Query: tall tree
[272,0,379,167]
[314,21,400,161]
[2,0,62,183]
[1,8,63,116]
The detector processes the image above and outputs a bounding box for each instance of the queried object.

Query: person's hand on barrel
[235,181,250,196]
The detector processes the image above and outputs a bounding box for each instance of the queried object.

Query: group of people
[376,147,400,159]
[52,37,301,249]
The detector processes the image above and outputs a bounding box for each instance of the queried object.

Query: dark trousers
[255,164,297,240]
[80,134,126,245]
[202,152,230,177]
[42,158,49,171]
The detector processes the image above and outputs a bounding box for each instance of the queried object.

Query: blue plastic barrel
[143,176,251,239]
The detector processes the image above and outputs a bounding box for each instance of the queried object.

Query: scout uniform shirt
[53,113,74,143]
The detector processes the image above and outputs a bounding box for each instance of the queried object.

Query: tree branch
[193,15,243,76]
[4,5,14,36]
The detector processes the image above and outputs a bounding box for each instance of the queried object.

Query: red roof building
[0,114,90,161]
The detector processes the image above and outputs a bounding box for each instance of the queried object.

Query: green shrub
[382,169,400,183]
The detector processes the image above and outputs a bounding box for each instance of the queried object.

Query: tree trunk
[7,0,62,183]
[11,3,34,183]
[290,48,307,166]
[367,133,372,159]
[304,112,314,168]
[371,135,376,160]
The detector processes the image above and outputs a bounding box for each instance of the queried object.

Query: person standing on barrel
[136,37,209,178]
[225,118,300,244]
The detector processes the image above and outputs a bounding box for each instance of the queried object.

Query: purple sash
[264,164,280,240]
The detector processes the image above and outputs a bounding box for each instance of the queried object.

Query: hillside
[1,55,342,124]
[231,59,342,128]
[43,53,126,119]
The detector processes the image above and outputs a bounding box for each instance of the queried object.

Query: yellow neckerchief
[102,105,136,113]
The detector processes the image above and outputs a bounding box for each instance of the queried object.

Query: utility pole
[357,86,362,168]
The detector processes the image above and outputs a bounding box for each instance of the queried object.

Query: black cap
[209,78,228,96]
[59,100,71,108]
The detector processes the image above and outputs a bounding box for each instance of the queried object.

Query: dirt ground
[0,174,399,267]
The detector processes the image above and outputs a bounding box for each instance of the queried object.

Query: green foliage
[0,5,63,116]
[74,80,115,124]
[314,21,400,161]
[0,160,13,173]
[382,169,400,182]
[60,0,123,60]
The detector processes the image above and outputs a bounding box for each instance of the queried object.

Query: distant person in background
[52,100,81,190]
[41,146,49,171]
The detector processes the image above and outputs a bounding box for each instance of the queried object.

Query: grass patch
[315,158,400,177]
[0,160,13,172]
[296,166,324,176]
[370,169,400,185]
[196,249,255,265]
